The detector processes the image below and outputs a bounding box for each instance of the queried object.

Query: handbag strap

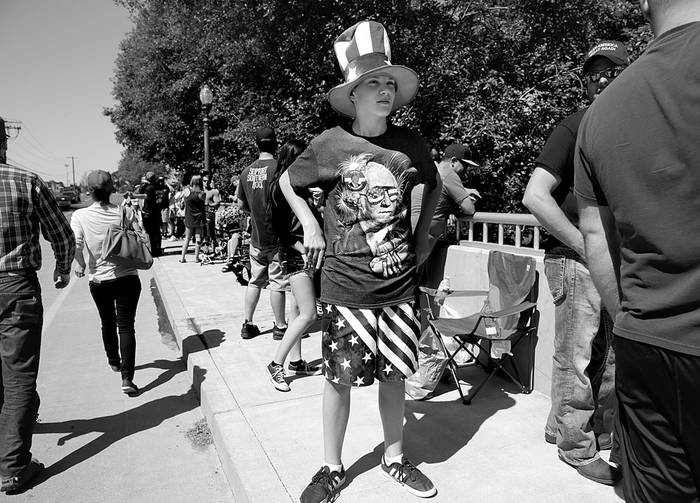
[121,205,134,230]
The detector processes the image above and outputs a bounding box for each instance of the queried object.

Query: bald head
[640,0,700,36]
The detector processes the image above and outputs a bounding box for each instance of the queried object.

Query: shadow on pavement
[31,367,207,486]
[134,357,187,395]
[343,367,516,486]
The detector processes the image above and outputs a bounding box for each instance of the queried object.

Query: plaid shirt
[0,163,75,274]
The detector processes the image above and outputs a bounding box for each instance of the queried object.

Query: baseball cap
[87,170,114,193]
[583,41,629,74]
[255,126,276,145]
[444,143,479,168]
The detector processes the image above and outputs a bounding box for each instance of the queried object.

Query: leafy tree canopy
[107,0,651,211]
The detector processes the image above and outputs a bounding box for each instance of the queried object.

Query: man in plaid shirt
[0,126,75,493]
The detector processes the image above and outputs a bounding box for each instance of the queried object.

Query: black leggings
[89,275,141,380]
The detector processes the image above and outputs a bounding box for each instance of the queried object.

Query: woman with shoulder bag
[71,170,143,395]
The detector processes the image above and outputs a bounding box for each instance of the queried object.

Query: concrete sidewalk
[153,242,625,503]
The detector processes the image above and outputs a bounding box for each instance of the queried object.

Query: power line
[6,156,55,179]
[19,126,64,162]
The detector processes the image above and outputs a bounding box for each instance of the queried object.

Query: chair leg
[434,333,469,403]
[462,365,500,405]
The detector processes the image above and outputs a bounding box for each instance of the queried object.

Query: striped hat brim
[327,64,419,118]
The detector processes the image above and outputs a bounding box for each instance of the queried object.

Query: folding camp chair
[421,250,539,405]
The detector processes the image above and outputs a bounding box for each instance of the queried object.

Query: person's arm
[443,170,477,217]
[70,214,87,278]
[279,171,325,270]
[414,175,442,266]
[523,167,585,256]
[578,198,621,317]
[34,177,75,288]
[236,183,250,213]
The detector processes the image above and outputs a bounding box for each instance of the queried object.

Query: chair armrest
[482,301,537,319]
[419,287,489,298]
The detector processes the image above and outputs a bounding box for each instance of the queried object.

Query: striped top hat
[328,20,419,118]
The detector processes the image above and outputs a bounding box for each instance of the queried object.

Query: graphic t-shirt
[574,21,700,356]
[236,159,278,249]
[287,125,437,308]
[535,108,586,255]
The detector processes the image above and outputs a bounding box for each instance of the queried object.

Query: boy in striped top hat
[280,20,441,502]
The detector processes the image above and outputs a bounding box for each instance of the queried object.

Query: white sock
[383,453,403,466]
[323,462,343,473]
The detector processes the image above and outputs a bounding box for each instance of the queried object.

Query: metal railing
[456,212,543,250]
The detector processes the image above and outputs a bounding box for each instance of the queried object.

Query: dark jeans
[143,214,162,257]
[205,210,216,245]
[89,275,141,381]
[616,336,700,502]
[0,271,43,478]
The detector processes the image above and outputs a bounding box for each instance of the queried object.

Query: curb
[151,259,292,503]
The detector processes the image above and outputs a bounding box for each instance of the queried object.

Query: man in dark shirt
[138,171,162,257]
[0,140,75,493]
[236,126,288,340]
[576,2,700,499]
[523,40,629,485]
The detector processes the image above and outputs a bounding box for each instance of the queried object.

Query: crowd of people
[1,2,699,501]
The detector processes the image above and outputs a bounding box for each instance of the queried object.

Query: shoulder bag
[102,206,154,270]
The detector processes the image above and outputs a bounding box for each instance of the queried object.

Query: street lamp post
[199,84,214,181]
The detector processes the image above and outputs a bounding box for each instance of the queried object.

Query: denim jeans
[89,275,141,380]
[544,256,616,466]
[0,271,43,478]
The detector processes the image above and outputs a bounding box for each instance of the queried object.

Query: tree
[107,0,651,211]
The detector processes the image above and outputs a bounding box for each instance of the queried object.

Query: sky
[0,0,133,184]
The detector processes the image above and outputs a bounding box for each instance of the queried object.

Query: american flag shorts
[322,302,420,387]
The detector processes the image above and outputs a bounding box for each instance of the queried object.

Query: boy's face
[351,73,396,119]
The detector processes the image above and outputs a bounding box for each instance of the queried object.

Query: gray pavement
[152,239,625,503]
[8,233,233,502]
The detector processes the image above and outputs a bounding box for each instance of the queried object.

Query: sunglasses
[365,186,399,206]
[585,66,625,84]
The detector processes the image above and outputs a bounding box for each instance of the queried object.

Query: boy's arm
[414,175,442,266]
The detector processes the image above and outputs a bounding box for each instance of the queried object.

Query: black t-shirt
[575,22,700,356]
[271,182,322,250]
[237,159,278,249]
[287,124,437,308]
[535,108,586,254]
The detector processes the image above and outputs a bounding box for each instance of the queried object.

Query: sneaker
[300,466,346,503]
[267,362,290,392]
[121,379,139,395]
[559,454,620,485]
[221,260,236,273]
[381,456,436,498]
[241,321,260,340]
[1,458,44,493]
[287,360,322,376]
[272,324,287,341]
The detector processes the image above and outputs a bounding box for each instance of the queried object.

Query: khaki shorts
[249,244,289,292]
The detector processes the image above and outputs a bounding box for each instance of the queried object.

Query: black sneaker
[241,321,260,340]
[381,456,436,498]
[267,362,290,392]
[1,458,44,493]
[221,260,235,273]
[287,360,322,376]
[121,379,139,395]
[300,466,346,503]
[272,324,287,341]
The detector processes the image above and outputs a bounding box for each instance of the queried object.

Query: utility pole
[66,156,77,186]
